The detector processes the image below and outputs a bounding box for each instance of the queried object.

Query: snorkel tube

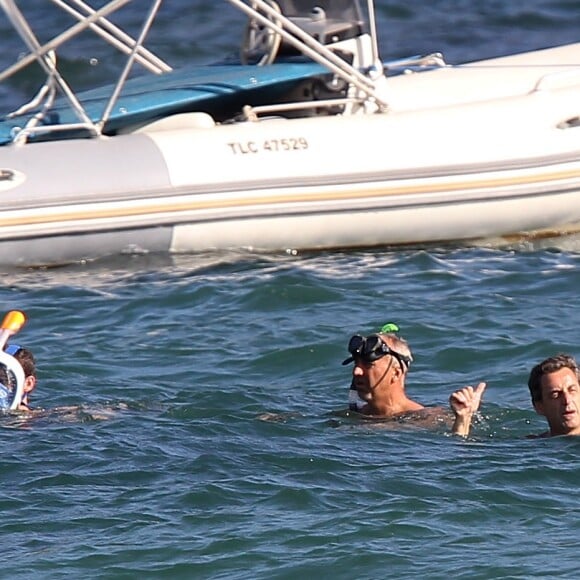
[0,311,26,411]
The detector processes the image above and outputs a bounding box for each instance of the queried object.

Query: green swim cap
[379,322,400,333]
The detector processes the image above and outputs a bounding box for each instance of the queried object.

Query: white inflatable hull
[1,37,579,265]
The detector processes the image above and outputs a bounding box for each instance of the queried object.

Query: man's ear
[533,400,545,416]
[390,361,403,382]
[23,376,36,394]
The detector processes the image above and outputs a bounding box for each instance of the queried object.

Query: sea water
[1,247,580,578]
[1,1,579,578]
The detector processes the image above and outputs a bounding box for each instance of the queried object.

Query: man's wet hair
[12,347,36,379]
[528,353,579,403]
[0,347,36,387]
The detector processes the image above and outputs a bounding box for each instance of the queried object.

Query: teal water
[2,246,580,578]
[1,1,580,577]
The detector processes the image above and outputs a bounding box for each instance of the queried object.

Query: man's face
[534,367,580,435]
[351,354,395,401]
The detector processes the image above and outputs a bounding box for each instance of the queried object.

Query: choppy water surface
[2,246,580,579]
[1,1,580,578]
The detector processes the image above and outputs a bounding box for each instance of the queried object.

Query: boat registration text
[227,138,309,155]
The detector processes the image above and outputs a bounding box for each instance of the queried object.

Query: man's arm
[449,382,486,437]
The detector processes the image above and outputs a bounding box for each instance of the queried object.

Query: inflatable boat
[1,0,579,266]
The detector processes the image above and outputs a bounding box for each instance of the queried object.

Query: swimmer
[0,310,29,411]
[343,323,486,435]
[0,344,37,411]
[450,353,580,438]
[0,312,125,423]
[8,345,37,411]
[527,353,580,437]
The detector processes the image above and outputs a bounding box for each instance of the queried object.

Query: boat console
[241,0,367,65]
[274,0,365,44]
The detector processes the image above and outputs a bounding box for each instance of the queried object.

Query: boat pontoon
[1,0,579,266]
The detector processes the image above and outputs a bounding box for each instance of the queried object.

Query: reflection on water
[0,402,130,429]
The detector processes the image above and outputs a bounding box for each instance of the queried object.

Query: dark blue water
[1,2,580,578]
[2,247,580,578]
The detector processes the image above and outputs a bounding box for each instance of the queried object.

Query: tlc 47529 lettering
[227,138,309,154]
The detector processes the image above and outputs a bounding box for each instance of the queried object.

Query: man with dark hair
[2,344,37,411]
[527,353,580,437]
